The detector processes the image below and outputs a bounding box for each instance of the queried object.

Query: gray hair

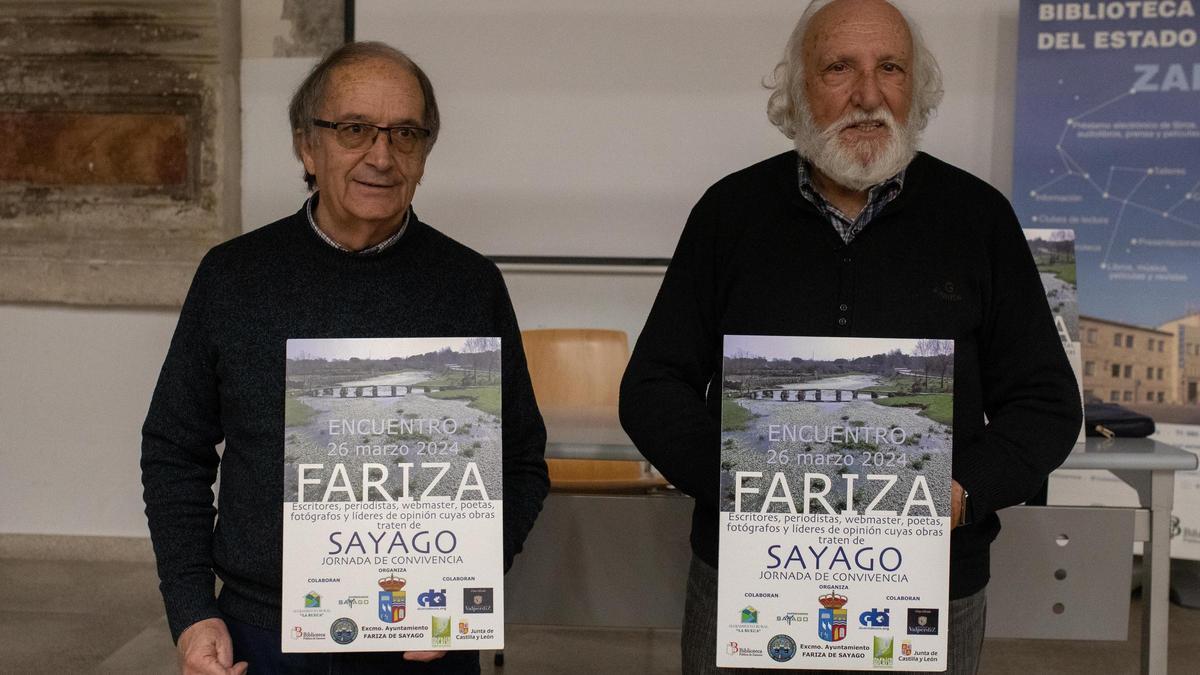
[766,0,943,139]
[289,41,440,189]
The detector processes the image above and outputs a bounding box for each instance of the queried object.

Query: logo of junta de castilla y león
[378,575,406,623]
[817,592,849,642]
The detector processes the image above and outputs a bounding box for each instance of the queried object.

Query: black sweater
[141,205,549,640]
[620,151,1081,599]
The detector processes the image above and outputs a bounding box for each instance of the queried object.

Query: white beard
[794,104,919,192]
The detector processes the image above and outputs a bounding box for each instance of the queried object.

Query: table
[538,422,1195,675]
[1056,437,1196,674]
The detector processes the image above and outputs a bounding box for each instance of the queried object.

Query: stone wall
[0,0,240,306]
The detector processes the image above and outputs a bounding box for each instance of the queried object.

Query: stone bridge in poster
[304,385,444,398]
[745,389,901,402]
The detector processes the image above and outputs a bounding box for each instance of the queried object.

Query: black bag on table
[1083,402,1155,438]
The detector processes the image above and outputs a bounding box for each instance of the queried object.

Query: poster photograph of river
[720,335,954,517]
[283,337,502,502]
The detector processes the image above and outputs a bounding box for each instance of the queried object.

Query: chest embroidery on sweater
[933,281,963,302]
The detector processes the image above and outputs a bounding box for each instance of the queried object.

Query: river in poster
[716,336,951,670]
[1011,0,1200,558]
[281,337,504,652]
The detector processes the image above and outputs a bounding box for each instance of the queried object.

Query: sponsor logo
[458,620,470,636]
[776,612,809,626]
[294,591,329,617]
[817,593,848,643]
[378,575,407,624]
[330,617,358,645]
[741,606,758,624]
[292,625,324,641]
[463,587,494,614]
[901,640,912,656]
[725,640,764,657]
[418,589,447,608]
[339,595,369,608]
[859,608,890,629]
[431,616,451,648]
[873,636,894,668]
[907,608,939,635]
[767,634,797,663]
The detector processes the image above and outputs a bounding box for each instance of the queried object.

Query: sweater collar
[304,191,410,256]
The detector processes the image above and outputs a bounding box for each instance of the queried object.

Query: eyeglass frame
[311,118,432,153]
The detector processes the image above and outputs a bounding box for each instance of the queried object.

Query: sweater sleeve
[953,197,1083,520]
[140,253,225,642]
[620,188,722,511]
[492,270,550,572]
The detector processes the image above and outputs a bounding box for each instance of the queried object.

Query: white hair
[766,0,944,140]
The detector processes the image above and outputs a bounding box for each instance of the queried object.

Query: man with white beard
[620,1,1081,673]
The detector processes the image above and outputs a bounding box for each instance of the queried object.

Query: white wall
[0,305,178,536]
[350,0,1021,258]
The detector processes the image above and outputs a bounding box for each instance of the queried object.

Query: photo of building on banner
[1024,228,1085,442]
[281,337,504,652]
[716,336,951,670]
[1011,0,1200,558]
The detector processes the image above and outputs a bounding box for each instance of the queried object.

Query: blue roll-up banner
[1012,0,1200,557]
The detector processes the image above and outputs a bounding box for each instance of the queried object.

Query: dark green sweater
[620,151,1081,599]
[142,204,548,640]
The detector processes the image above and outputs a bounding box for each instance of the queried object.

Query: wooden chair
[521,328,667,492]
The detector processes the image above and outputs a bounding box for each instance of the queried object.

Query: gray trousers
[682,555,986,674]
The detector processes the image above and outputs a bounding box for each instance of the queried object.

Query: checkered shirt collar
[305,191,409,255]
[797,157,906,245]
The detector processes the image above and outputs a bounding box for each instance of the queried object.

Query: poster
[1024,228,1086,442]
[281,337,504,652]
[716,336,952,670]
[1012,0,1200,558]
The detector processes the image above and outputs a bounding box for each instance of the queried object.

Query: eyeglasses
[312,119,431,154]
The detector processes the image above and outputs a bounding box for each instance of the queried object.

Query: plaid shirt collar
[797,157,906,244]
[305,191,409,255]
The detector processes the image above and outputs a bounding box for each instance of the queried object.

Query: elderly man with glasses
[141,41,548,675]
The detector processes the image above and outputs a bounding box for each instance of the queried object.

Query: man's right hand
[177,618,248,675]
